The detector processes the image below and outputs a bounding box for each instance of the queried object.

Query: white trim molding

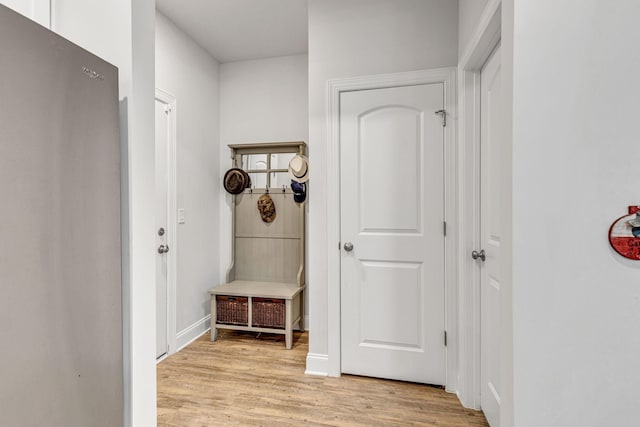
[176,315,211,352]
[325,67,458,392]
[457,0,502,410]
[155,88,178,356]
[459,0,502,70]
[305,353,329,377]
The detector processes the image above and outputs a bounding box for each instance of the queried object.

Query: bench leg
[298,290,305,331]
[285,299,293,349]
[210,296,217,342]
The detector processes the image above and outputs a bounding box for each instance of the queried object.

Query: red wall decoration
[609,205,640,260]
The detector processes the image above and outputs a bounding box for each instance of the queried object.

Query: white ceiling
[156,0,309,63]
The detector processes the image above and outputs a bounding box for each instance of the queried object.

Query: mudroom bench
[209,280,304,349]
[209,142,307,349]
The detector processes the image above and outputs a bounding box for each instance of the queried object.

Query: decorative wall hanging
[609,205,640,260]
[257,193,276,223]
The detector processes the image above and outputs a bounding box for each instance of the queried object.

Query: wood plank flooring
[157,330,489,427]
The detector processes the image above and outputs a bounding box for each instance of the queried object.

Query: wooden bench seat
[209,280,305,349]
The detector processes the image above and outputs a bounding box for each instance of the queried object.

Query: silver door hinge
[338,241,341,250]
[443,221,447,236]
[444,331,448,347]
[435,109,446,127]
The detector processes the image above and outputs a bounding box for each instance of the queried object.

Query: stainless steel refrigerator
[0,5,123,426]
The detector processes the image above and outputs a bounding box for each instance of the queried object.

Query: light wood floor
[157,330,489,427]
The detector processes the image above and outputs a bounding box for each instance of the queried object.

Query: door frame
[326,67,458,390]
[154,88,177,359]
[457,0,502,410]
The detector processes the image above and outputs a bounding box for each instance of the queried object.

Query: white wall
[511,1,640,426]
[219,54,308,145]
[458,0,489,58]
[156,12,221,347]
[307,0,458,374]
[0,0,49,26]
[501,1,514,425]
[219,54,309,314]
[51,1,157,426]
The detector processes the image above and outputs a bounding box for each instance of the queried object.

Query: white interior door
[479,44,503,426]
[155,99,169,360]
[340,83,446,385]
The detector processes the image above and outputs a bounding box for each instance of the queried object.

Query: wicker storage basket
[252,297,285,329]
[216,295,248,325]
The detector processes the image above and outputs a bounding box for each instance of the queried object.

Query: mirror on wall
[242,154,267,170]
[271,172,290,188]
[240,151,297,189]
[271,152,295,170]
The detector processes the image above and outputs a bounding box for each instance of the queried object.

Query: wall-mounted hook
[282,185,286,193]
[265,185,269,194]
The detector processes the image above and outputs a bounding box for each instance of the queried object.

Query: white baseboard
[305,353,329,376]
[176,315,211,352]
[294,315,311,332]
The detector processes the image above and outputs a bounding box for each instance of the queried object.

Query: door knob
[343,242,354,252]
[471,249,485,262]
[158,244,170,254]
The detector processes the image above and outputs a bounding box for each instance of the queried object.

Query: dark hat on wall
[223,168,249,194]
[291,180,306,203]
[257,193,276,223]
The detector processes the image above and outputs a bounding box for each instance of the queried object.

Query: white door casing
[154,89,177,360]
[479,44,503,427]
[456,0,502,410]
[325,68,457,387]
[339,83,446,384]
[155,99,169,360]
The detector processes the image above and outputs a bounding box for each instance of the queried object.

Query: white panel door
[480,44,503,427]
[340,84,446,385]
[155,100,169,359]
